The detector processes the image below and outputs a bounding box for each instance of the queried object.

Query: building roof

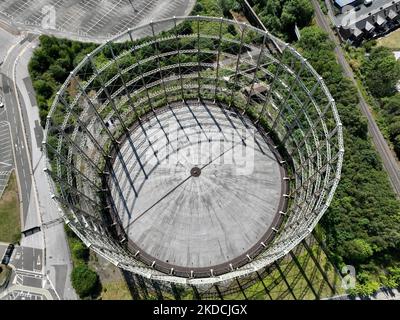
[334,0,357,7]
[352,27,363,37]
[388,9,398,20]
[376,14,386,25]
[364,20,375,31]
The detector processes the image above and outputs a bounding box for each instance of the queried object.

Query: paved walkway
[0,284,53,300]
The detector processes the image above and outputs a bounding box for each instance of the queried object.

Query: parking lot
[10,246,43,273]
[0,244,50,300]
[2,289,47,300]
[0,119,13,198]
[0,0,195,41]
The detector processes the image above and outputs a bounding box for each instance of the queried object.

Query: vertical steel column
[58,93,110,159]
[87,54,129,133]
[214,18,224,102]
[150,22,169,106]
[60,130,103,173]
[58,95,130,230]
[270,60,306,132]
[127,30,172,145]
[280,79,321,144]
[72,73,138,216]
[256,44,288,123]
[294,98,334,151]
[45,141,103,192]
[174,17,185,101]
[196,17,201,99]
[73,74,119,145]
[128,30,154,113]
[229,23,246,108]
[107,42,137,117]
[50,169,103,210]
[243,34,267,114]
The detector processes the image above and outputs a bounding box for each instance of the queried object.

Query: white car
[364,0,373,6]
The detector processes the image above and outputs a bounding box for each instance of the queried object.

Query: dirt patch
[88,253,132,300]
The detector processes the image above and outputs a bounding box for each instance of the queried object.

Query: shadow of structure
[121,233,345,300]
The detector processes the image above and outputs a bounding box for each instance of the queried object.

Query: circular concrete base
[108,101,287,275]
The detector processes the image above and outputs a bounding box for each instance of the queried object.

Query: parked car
[364,0,373,6]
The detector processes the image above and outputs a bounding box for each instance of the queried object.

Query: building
[336,0,400,45]
[333,0,363,13]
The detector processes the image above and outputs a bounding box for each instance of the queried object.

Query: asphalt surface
[312,0,400,197]
[0,118,13,197]
[0,0,196,42]
[10,246,43,272]
[0,40,35,227]
[0,27,75,299]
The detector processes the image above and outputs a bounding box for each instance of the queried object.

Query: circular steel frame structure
[43,16,344,286]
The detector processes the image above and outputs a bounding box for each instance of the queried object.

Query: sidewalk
[13,35,77,300]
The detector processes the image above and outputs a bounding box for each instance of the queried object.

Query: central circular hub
[108,101,287,276]
[190,166,201,177]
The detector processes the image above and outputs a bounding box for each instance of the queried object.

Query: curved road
[312,0,400,197]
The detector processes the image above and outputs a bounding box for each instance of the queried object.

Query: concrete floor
[109,102,284,270]
[0,0,196,41]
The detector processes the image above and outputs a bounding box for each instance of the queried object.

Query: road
[1,37,39,230]
[312,0,400,197]
[0,25,76,299]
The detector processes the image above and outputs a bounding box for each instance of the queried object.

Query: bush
[348,281,380,298]
[340,239,373,264]
[71,265,99,299]
[363,47,400,98]
[72,241,89,262]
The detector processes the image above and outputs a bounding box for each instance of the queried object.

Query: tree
[28,48,53,74]
[219,0,241,16]
[382,93,400,116]
[48,64,68,83]
[281,0,314,30]
[341,239,373,264]
[33,79,53,100]
[71,241,89,262]
[381,94,400,157]
[364,47,400,98]
[71,265,99,299]
[298,26,400,276]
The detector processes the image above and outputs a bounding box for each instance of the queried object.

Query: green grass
[101,281,133,300]
[0,172,21,243]
[377,28,400,50]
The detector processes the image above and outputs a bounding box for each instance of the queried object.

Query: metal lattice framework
[43,16,344,287]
